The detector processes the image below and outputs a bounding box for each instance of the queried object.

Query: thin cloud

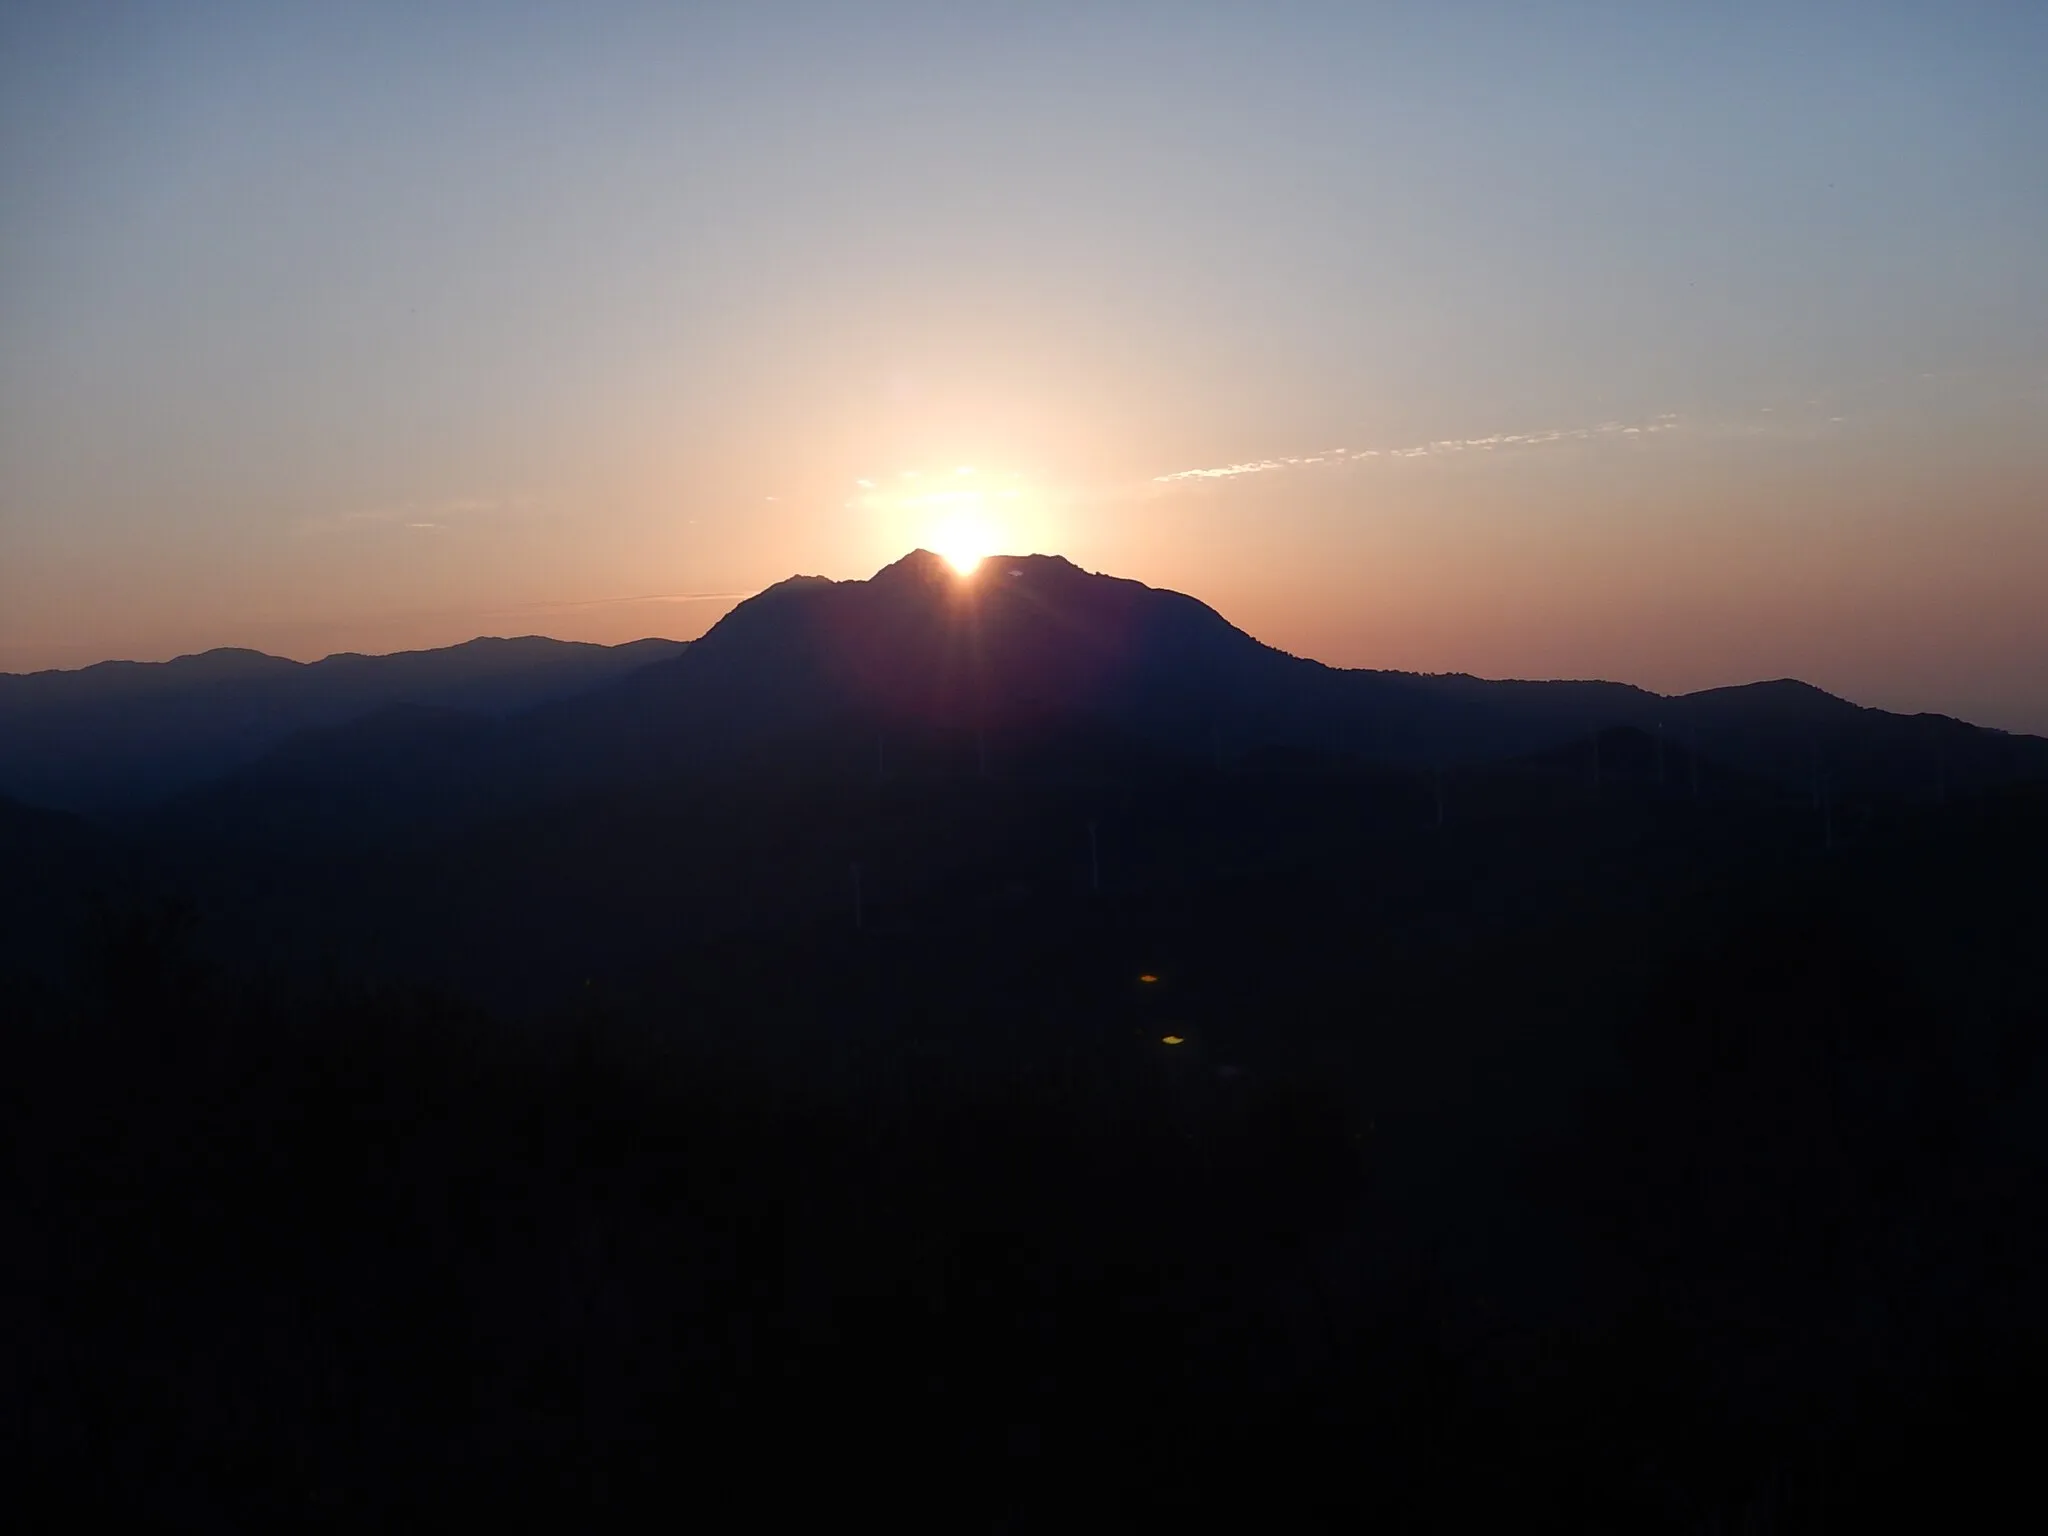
[297,495,510,537]
[1152,414,1682,484]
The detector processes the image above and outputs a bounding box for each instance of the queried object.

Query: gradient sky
[4,1,2046,729]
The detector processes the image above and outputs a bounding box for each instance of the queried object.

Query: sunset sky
[4,2,2045,729]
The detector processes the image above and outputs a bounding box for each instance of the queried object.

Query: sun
[930,512,995,575]
[849,465,1031,573]
[922,481,1005,575]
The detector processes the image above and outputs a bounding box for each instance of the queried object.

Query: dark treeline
[6,767,2047,1530]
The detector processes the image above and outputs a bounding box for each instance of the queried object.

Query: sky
[3,1,2046,730]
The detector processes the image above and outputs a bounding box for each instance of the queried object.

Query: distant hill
[17,552,2046,836]
[511,550,2048,792]
[161,551,2048,832]
[0,635,686,812]
[10,555,2048,1533]
[0,792,160,987]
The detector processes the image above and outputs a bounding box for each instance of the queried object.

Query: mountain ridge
[0,634,689,812]
[122,552,2048,854]
[12,553,2046,822]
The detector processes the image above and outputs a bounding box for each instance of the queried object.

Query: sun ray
[850,465,1041,573]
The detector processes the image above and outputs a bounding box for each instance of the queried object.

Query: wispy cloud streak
[296,495,511,536]
[1153,415,1682,484]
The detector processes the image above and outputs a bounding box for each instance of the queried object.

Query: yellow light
[1162,1035,1185,1046]
[928,502,997,575]
[848,465,1042,573]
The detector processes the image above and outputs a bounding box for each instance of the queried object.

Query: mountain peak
[876,548,953,579]
[167,647,303,677]
[1676,676,1863,726]
[868,547,1091,592]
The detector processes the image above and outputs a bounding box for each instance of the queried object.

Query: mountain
[0,792,165,988]
[155,550,2048,843]
[13,553,2048,1531]
[494,550,2048,795]
[85,548,2041,1010]
[1657,677,2041,799]
[554,549,1666,766]
[0,634,686,812]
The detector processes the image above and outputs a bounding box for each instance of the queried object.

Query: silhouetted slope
[7,770,2046,1528]
[149,703,506,852]
[1662,678,2042,799]
[7,572,2048,1528]
[514,551,2048,796]
[0,793,165,987]
[0,635,686,812]
[17,553,2047,832]
[607,550,1657,766]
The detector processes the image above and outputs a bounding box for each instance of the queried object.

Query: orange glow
[937,542,985,576]
[927,497,1000,574]
[844,467,1036,579]
[1139,973,1159,983]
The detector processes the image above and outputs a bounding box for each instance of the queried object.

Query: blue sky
[4,1,2045,727]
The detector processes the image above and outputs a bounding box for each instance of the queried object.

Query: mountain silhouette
[10,556,2048,1530]
[65,547,2035,1015]
[520,550,2048,792]
[563,548,1662,763]
[0,791,162,988]
[6,549,2042,870]
[0,634,686,812]
[142,550,2047,843]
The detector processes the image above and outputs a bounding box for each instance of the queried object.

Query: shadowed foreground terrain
[5,558,2047,1528]
[6,775,2046,1531]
